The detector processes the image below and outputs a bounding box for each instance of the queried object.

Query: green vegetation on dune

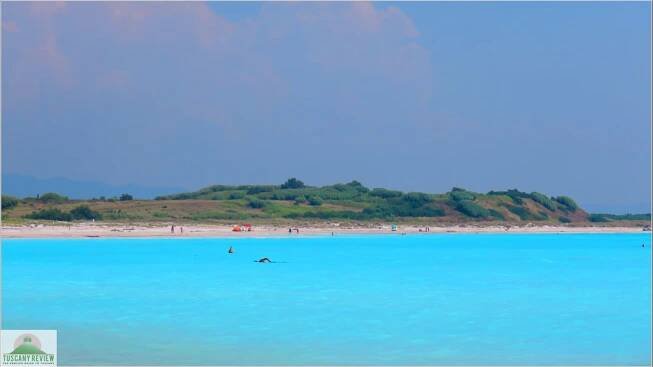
[369,188,402,199]
[487,189,529,205]
[455,200,490,218]
[558,216,572,223]
[554,196,579,211]
[37,192,69,203]
[449,189,476,202]
[151,181,584,222]
[25,208,73,221]
[70,205,102,220]
[280,177,305,189]
[2,179,646,225]
[589,213,651,222]
[529,192,557,211]
[588,214,609,223]
[2,195,19,210]
[120,193,133,201]
[25,205,102,222]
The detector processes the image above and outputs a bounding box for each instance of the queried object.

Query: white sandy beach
[1,222,647,238]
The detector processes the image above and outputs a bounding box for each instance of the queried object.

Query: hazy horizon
[2,2,651,213]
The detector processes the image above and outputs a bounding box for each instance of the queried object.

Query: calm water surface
[2,233,651,365]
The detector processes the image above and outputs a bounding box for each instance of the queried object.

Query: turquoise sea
[1,233,651,365]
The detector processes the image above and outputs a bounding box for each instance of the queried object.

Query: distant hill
[152,179,590,223]
[4,178,649,225]
[2,174,184,200]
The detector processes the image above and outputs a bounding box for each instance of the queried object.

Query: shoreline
[1,223,649,239]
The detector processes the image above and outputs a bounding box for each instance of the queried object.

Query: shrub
[529,192,557,211]
[25,208,72,221]
[269,191,304,201]
[416,207,445,217]
[281,178,305,189]
[509,195,523,205]
[201,185,232,193]
[558,216,571,223]
[402,192,432,208]
[119,193,133,201]
[554,196,579,211]
[486,190,503,196]
[456,200,490,218]
[332,180,370,193]
[505,205,531,220]
[317,183,368,200]
[362,204,444,218]
[589,213,651,221]
[1,195,19,210]
[488,209,505,220]
[70,205,102,220]
[38,192,68,203]
[346,180,369,193]
[247,199,267,209]
[489,189,529,205]
[370,188,402,199]
[450,190,475,202]
[246,186,275,195]
[228,192,245,200]
[307,196,323,206]
[588,214,609,223]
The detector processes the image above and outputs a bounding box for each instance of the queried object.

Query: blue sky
[2,2,650,212]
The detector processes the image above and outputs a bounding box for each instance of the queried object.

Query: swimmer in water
[228,246,234,254]
[255,257,272,263]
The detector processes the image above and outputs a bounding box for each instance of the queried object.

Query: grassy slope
[1,182,650,226]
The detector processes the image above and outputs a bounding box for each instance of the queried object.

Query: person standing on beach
[171,225,175,233]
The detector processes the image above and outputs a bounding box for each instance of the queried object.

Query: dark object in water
[255,257,272,263]
[228,246,234,254]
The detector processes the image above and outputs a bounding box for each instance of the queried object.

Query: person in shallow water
[228,246,234,254]
[255,257,272,263]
